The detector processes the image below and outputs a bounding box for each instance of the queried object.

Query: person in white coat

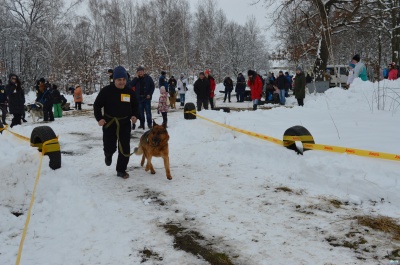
[346,63,355,89]
[177,73,188,107]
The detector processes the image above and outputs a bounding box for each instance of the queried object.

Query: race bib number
[121,94,130,102]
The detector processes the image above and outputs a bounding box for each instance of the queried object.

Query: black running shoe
[117,171,129,179]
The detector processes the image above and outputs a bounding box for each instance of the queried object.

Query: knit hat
[180,73,185,78]
[161,71,166,75]
[296,67,302,72]
[349,63,355,68]
[247,70,256,76]
[352,54,360,62]
[205,69,210,75]
[113,66,128,80]
[199,72,205,76]
[136,66,145,72]
[160,86,166,93]
[75,84,80,89]
[107,69,113,74]
[39,77,45,83]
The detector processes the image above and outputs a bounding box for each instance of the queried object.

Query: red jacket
[247,75,262,100]
[388,69,398,80]
[208,76,216,98]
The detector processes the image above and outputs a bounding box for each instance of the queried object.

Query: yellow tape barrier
[187,111,400,162]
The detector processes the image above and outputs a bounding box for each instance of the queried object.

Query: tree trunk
[311,0,332,81]
[313,36,329,81]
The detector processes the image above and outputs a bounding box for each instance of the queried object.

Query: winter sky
[71,0,278,48]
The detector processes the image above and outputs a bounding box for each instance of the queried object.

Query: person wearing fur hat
[247,70,262,110]
[351,54,368,81]
[158,86,169,126]
[5,74,25,127]
[193,72,210,111]
[93,65,139,179]
[204,69,216,109]
[73,84,83,110]
[293,67,306,106]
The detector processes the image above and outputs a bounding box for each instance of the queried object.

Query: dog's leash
[104,114,135,157]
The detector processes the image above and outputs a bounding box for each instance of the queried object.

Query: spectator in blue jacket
[158,71,168,92]
[132,66,155,129]
[274,71,288,105]
[284,72,292,97]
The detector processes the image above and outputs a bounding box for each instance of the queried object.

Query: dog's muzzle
[151,137,160,146]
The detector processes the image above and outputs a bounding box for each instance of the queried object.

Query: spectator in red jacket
[388,63,398,80]
[205,69,216,109]
[247,70,262,110]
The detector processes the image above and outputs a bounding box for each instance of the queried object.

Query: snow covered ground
[1,78,400,265]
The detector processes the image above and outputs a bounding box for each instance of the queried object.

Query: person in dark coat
[306,73,312,83]
[132,66,155,129]
[274,71,288,105]
[159,71,168,92]
[108,69,114,85]
[193,72,210,111]
[36,78,54,121]
[0,79,8,125]
[5,74,25,128]
[93,66,139,179]
[223,76,233,103]
[51,84,62,118]
[235,73,246,102]
[294,67,306,106]
[168,75,177,98]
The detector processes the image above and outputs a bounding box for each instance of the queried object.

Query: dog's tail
[134,145,143,155]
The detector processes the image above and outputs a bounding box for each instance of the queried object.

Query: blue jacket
[159,75,168,91]
[133,75,155,102]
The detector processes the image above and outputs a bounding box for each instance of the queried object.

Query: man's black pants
[197,98,209,111]
[103,121,131,172]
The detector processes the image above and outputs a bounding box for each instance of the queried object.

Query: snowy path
[2,85,400,264]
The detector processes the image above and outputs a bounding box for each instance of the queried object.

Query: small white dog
[25,102,44,122]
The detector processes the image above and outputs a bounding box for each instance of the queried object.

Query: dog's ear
[153,119,158,126]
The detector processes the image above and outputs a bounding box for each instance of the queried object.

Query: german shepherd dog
[25,102,44,122]
[169,90,177,109]
[134,120,172,180]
